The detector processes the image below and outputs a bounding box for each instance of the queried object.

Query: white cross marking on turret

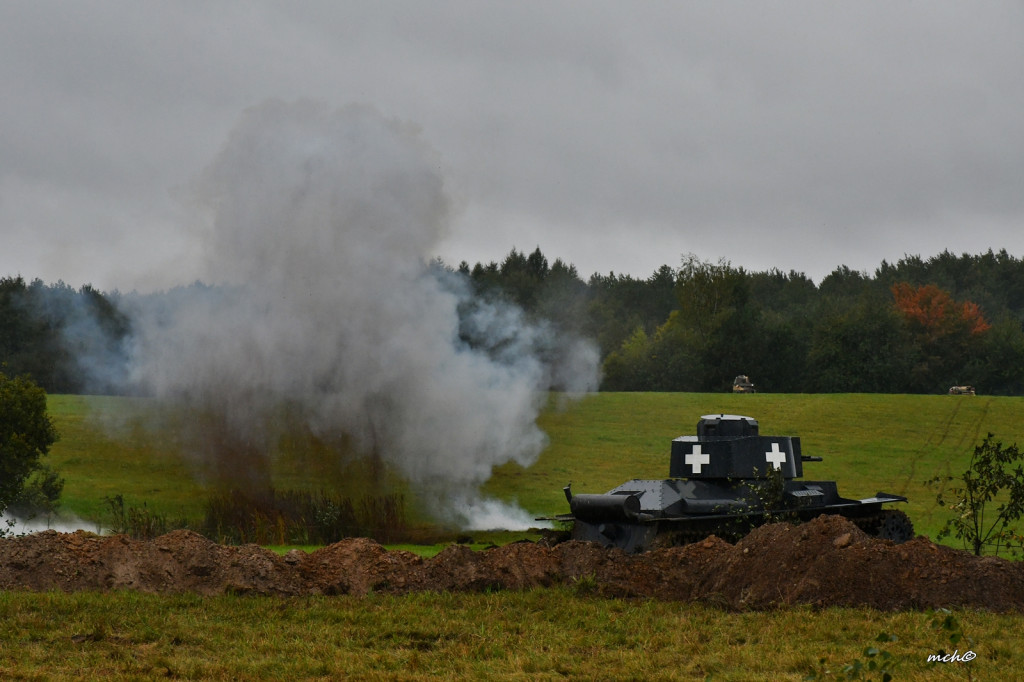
[685,445,710,474]
[765,442,787,471]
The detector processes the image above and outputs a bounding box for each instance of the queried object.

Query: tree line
[4,246,1024,395]
[0,276,130,394]
[457,247,1024,395]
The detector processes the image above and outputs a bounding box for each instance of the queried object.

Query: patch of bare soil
[2,515,1022,611]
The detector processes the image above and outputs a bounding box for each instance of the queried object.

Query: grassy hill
[43,392,1024,545]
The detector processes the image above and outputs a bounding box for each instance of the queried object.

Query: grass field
[10,392,1024,679]
[43,391,1024,546]
[0,589,1018,680]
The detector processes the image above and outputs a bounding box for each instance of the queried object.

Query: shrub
[928,434,1024,556]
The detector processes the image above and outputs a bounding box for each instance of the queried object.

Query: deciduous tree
[0,372,60,514]
[891,282,991,392]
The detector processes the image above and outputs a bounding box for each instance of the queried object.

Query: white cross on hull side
[685,444,710,474]
[765,441,787,470]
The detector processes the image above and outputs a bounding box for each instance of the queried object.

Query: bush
[0,372,60,515]
[928,434,1024,556]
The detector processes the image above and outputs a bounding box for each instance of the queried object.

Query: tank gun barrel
[801,455,823,462]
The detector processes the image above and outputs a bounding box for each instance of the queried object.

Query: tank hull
[564,491,909,553]
[565,481,909,548]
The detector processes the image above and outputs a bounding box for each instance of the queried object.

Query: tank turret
[542,415,912,553]
[670,414,802,479]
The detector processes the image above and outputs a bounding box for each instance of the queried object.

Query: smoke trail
[126,100,599,527]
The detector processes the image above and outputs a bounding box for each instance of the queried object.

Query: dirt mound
[2,516,1022,611]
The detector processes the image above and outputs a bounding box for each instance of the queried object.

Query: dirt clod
[2,515,1022,611]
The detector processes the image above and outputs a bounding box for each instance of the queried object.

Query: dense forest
[458,247,1024,395]
[4,247,1024,395]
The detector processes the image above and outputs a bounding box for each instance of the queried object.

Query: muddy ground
[1,515,1021,611]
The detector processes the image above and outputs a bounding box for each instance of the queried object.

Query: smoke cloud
[125,100,599,527]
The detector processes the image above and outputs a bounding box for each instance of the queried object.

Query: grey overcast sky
[2,1,1023,291]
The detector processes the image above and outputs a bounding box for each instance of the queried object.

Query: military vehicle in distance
[542,414,913,553]
[732,375,755,393]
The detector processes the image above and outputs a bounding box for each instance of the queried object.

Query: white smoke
[125,100,599,525]
[450,496,547,532]
[0,511,97,535]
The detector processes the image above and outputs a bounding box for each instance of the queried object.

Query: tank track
[852,509,914,543]
[647,519,758,549]
[536,528,572,546]
[641,508,914,551]
[546,508,915,552]
[649,528,719,550]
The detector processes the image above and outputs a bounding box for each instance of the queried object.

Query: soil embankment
[2,515,1020,611]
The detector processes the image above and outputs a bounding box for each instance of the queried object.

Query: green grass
[0,589,1018,680]
[17,393,1024,679]
[45,395,204,525]
[43,392,1024,546]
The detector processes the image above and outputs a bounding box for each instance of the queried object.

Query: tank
[541,414,913,553]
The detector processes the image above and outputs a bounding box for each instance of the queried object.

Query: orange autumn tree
[891,283,991,338]
[891,282,991,390]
